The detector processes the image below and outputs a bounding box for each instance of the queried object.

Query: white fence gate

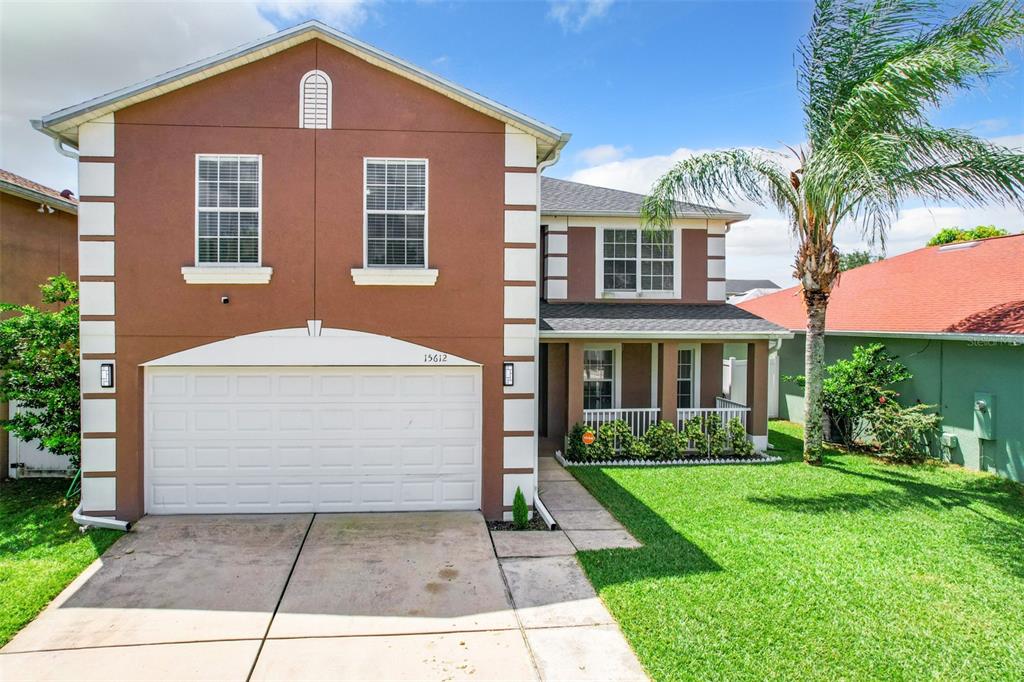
[722,354,779,418]
[6,401,73,477]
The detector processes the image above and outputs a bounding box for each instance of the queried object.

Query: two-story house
[34,21,787,525]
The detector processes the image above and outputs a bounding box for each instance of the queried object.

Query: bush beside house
[566,416,757,463]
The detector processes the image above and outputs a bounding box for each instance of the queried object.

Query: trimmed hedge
[565,416,756,462]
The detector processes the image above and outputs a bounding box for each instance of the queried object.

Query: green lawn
[571,421,1024,682]
[0,479,121,647]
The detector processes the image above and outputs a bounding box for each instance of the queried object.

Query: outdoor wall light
[503,362,514,387]
[99,363,114,389]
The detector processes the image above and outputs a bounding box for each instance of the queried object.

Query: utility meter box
[974,391,995,440]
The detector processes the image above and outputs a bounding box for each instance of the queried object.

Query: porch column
[659,341,678,423]
[567,340,585,431]
[746,340,769,450]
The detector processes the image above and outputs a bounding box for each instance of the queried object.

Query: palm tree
[641,0,1024,463]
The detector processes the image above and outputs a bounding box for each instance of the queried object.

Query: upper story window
[196,155,261,265]
[600,228,676,296]
[365,159,427,268]
[299,70,332,129]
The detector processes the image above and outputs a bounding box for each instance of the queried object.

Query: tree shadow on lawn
[748,461,1024,579]
[570,467,722,588]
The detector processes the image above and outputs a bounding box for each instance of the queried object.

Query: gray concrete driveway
[0,512,645,681]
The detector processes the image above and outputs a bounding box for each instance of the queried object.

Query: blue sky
[2,0,1021,285]
[261,0,1021,178]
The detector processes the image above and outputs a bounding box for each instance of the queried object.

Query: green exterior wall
[778,333,1024,484]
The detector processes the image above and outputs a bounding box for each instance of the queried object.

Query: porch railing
[715,396,748,411]
[677,405,751,454]
[583,408,661,439]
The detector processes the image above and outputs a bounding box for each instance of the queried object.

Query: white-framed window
[364,158,428,268]
[299,70,332,129]
[597,228,679,297]
[677,347,696,408]
[195,154,261,266]
[583,345,620,410]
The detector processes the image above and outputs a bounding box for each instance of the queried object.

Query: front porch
[538,339,771,452]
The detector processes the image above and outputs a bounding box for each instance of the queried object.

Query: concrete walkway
[2,510,646,681]
[487,455,646,681]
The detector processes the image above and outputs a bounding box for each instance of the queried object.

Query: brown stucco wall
[558,224,711,304]
[1,191,77,477]
[620,343,652,408]
[544,342,568,441]
[0,192,77,309]
[108,40,508,520]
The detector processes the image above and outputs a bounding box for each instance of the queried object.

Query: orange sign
[581,431,596,445]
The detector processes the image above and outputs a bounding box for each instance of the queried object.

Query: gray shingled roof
[541,177,748,220]
[726,279,780,295]
[540,302,790,337]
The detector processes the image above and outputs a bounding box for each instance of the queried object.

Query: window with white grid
[602,229,636,290]
[677,348,695,408]
[583,349,615,410]
[365,159,427,267]
[601,228,675,294]
[299,70,332,129]
[196,155,261,265]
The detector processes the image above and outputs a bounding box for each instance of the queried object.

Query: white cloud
[566,143,1022,288]
[0,1,369,193]
[258,1,373,28]
[575,143,631,166]
[547,0,613,32]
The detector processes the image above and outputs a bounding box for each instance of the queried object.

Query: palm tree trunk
[803,294,827,464]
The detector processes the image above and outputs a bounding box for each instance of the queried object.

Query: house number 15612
[424,353,448,363]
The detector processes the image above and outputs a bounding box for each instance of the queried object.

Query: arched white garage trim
[144,326,479,367]
[143,326,482,514]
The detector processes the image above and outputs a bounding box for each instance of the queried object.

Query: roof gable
[35,21,567,161]
[738,234,1024,336]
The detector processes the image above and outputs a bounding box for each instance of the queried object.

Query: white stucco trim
[78,113,115,156]
[80,321,115,354]
[707,236,726,257]
[82,398,116,432]
[504,324,537,357]
[504,248,537,282]
[182,266,273,284]
[143,327,480,367]
[503,398,536,432]
[505,172,537,205]
[82,438,117,472]
[78,202,115,236]
[350,268,439,286]
[81,477,116,512]
[79,162,114,197]
[504,286,538,319]
[505,124,537,167]
[707,280,727,301]
[503,361,536,395]
[545,256,567,277]
[79,241,115,277]
[503,473,535,506]
[545,232,568,255]
[545,279,568,300]
[505,210,537,243]
[79,281,115,316]
[503,436,535,469]
[82,359,116,394]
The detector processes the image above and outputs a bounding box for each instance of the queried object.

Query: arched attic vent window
[299,70,332,129]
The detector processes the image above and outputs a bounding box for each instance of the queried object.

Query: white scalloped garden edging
[554,450,782,468]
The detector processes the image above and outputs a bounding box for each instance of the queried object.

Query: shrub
[566,422,593,461]
[681,416,708,457]
[728,417,755,457]
[512,487,529,529]
[706,413,727,457]
[785,343,912,448]
[0,275,80,467]
[927,225,1007,246]
[595,420,635,460]
[868,400,942,463]
[643,420,684,460]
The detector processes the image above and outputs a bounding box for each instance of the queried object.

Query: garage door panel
[146,366,482,513]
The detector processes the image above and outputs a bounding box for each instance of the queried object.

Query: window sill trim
[181,266,273,284]
[351,268,439,286]
[599,291,677,300]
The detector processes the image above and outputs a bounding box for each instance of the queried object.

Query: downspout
[31,120,79,159]
[72,504,131,532]
[533,134,569,522]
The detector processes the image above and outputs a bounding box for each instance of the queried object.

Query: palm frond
[640,149,799,229]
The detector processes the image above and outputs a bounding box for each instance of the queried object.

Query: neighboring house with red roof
[1,169,79,479]
[739,234,1024,483]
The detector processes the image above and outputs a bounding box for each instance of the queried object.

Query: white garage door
[144,366,482,514]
